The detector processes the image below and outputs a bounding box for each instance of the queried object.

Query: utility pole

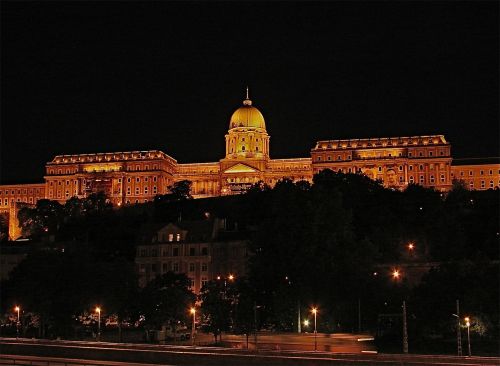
[358,299,361,333]
[456,300,462,356]
[402,301,408,354]
[297,300,301,333]
[254,301,258,351]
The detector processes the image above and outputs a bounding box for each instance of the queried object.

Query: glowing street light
[303,319,309,327]
[392,269,400,280]
[190,307,196,346]
[408,243,415,251]
[228,274,235,281]
[311,307,318,351]
[95,306,101,342]
[465,317,471,356]
[14,306,20,339]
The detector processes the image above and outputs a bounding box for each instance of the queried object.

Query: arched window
[242,146,246,151]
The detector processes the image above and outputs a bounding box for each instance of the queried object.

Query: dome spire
[243,86,252,106]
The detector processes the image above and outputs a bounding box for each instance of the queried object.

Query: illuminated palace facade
[1,93,499,238]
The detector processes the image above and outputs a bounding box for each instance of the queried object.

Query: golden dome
[229,97,266,130]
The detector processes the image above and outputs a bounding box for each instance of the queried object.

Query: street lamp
[190,307,196,346]
[303,319,309,328]
[392,269,400,280]
[95,306,101,342]
[14,306,20,339]
[228,274,234,281]
[311,307,318,351]
[465,317,471,356]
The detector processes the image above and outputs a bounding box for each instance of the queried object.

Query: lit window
[176,233,181,242]
[168,234,173,242]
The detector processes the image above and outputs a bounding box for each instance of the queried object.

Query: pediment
[224,163,257,174]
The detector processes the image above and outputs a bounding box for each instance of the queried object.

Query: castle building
[1,91,499,239]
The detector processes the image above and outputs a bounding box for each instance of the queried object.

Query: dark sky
[1,2,498,184]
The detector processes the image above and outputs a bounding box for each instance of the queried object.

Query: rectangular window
[480,170,484,175]
[440,174,445,183]
[469,181,474,189]
[317,156,321,162]
[201,278,208,288]
[162,263,168,272]
[135,187,140,195]
[173,263,179,272]
[409,176,414,183]
[201,247,208,255]
[127,187,131,195]
[153,186,157,194]
[409,165,413,171]
[430,175,435,184]
[144,187,148,194]
[419,176,424,184]
[490,181,494,188]
[469,171,473,176]
[136,177,140,182]
[201,263,207,272]
[189,278,195,288]
[168,234,174,242]
[481,181,485,188]
[140,249,147,257]
[190,247,196,256]
[176,233,181,242]
[429,151,433,156]
[173,247,179,256]
[489,170,493,175]
[189,263,195,272]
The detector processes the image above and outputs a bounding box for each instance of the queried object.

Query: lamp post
[190,307,196,346]
[465,317,471,356]
[311,307,318,351]
[95,307,101,342]
[14,306,20,339]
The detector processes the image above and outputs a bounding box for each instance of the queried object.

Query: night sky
[1,2,498,184]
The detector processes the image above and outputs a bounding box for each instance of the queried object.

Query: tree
[199,280,232,342]
[0,213,8,241]
[139,272,195,331]
[17,199,63,238]
[169,180,193,200]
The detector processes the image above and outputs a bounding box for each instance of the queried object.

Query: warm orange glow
[190,307,196,315]
[216,275,221,280]
[95,307,101,313]
[392,269,400,279]
[303,319,309,326]
[408,243,415,250]
[14,306,20,312]
[228,274,235,281]
[311,307,318,315]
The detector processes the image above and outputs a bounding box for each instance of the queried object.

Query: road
[1,337,499,366]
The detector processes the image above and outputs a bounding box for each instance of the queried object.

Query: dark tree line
[2,172,498,346]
